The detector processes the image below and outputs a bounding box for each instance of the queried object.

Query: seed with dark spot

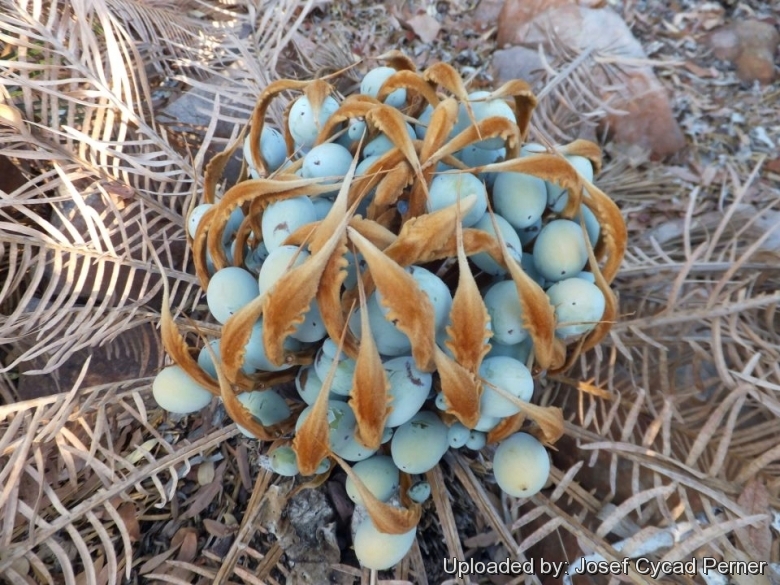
[404,361,424,386]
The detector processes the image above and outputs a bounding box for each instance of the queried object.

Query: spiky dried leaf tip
[154,51,627,572]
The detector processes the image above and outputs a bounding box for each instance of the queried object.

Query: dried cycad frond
[0,0,310,377]
[0,374,241,579]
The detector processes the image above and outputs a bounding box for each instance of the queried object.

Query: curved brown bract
[231,217,253,268]
[315,95,381,146]
[558,138,604,175]
[423,62,471,105]
[334,454,422,534]
[501,226,567,372]
[420,98,458,163]
[488,79,538,142]
[373,206,399,230]
[219,292,267,385]
[407,98,459,219]
[423,62,519,150]
[375,49,418,73]
[191,203,220,290]
[281,221,319,248]
[365,104,424,187]
[303,79,338,130]
[317,239,361,361]
[383,194,477,267]
[293,326,337,475]
[347,216,397,249]
[376,69,441,109]
[577,196,622,355]
[369,161,413,218]
[487,402,564,447]
[293,322,354,475]
[387,225,509,268]
[160,283,221,397]
[312,158,366,355]
[445,219,492,376]
[284,216,395,252]
[203,131,245,204]
[486,412,525,445]
[349,275,391,450]
[263,204,353,367]
[216,361,292,441]
[246,197,267,243]
[348,227,437,372]
[580,180,627,285]
[429,117,522,164]
[476,154,585,219]
[248,78,312,176]
[347,147,407,210]
[434,347,482,429]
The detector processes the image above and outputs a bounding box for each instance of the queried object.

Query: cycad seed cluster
[154,51,627,571]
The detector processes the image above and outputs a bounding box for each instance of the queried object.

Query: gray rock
[494,1,686,159]
[492,46,546,86]
[159,59,256,138]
